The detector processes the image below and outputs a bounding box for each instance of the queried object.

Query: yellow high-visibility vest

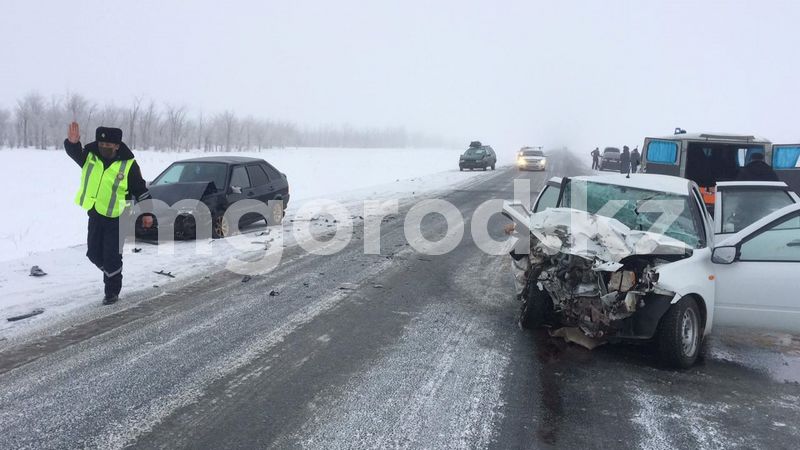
[75,152,134,218]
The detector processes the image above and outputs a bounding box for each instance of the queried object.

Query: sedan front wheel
[657,297,702,368]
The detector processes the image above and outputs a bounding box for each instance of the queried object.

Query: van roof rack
[698,133,757,141]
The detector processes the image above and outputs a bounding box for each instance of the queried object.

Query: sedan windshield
[152,162,228,190]
[523,150,544,157]
[562,180,704,248]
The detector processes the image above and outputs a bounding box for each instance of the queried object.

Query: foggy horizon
[3,0,799,152]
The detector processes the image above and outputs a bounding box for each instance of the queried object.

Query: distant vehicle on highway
[516,147,547,171]
[640,132,800,207]
[137,156,289,239]
[459,141,497,171]
[505,173,800,368]
[599,147,621,171]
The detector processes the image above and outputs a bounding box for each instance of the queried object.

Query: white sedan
[506,174,800,368]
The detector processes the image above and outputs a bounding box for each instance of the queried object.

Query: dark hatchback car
[136,156,290,239]
[459,142,497,171]
[599,147,621,171]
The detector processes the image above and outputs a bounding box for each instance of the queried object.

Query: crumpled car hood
[527,208,691,268]
[147,182,217,206]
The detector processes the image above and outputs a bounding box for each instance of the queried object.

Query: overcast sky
[2,0,798,151]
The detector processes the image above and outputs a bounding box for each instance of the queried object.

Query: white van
[640,132,800,207]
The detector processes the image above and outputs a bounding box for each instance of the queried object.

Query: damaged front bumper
[508,207,691,343]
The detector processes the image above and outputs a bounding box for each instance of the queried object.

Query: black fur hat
[96,127,123,144]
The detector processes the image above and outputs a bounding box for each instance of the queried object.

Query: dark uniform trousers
[86,211,123,297]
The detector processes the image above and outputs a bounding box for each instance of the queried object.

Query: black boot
[102,294,119,305]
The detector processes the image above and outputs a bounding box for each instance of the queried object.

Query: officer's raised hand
[68,122,80,144]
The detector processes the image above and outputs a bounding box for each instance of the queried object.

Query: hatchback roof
[177,156,265,164]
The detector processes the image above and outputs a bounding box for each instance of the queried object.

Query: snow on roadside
[0,146,508,337]
[1,146,502,261]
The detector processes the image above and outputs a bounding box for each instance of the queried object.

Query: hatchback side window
[246,165,269,187]
[263,163,281,181]
[230,166,251,189]
[739,212,800,262]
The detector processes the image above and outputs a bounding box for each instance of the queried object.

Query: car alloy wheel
[213,215,230,238]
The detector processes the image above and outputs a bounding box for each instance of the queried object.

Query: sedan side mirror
[230,185,243,194]
[711,246,737,264]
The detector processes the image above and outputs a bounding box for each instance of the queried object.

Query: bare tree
[164,104,188,150]
[0,108,10,147]
[45,95,65,148]
[16,92,45,148]
[126,96,143,149]
[139,100,159,150]
[219,110,236,152]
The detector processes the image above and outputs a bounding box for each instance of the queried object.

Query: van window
[774,146,800,169]
[646,140,678,164]
[736,147,766,166]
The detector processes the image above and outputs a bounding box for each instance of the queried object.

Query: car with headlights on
[517,147,547,171]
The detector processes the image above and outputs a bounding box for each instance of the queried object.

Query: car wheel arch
[684,293,708,334]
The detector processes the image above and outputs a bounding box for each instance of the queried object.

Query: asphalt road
[1,151,799,449]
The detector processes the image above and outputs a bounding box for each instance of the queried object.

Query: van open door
[772,144,800,195]
[641,138,681,176]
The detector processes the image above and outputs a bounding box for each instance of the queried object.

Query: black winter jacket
[64,139,151,205]
[736,160,780,182]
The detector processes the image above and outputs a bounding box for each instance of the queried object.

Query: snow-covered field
[0,146,509,337]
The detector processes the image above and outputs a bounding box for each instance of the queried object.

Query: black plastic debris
[339,283,358,290]
[242,276,252,283]
[29,266,47,277]
[373,284,384,289]
[132,248,142,253]
[7,308,44,322]
[303,282,310,287]
[269,290,279,296]
[154,270,176,278]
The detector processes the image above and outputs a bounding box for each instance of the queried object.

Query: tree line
[0,92,449,151]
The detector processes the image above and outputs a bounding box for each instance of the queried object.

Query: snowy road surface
[1,151,799,449]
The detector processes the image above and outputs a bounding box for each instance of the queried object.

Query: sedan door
[246,164,273,203]
[712,203,800,332]
[713,181,799,237]
[533,177,563,213]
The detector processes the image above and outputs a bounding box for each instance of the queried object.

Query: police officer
[65,122,153,305]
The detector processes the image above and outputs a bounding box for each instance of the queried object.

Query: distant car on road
[517,147,546,171]
[599,147,621,171]
[136,156,289,239]
[459,141,497,171]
